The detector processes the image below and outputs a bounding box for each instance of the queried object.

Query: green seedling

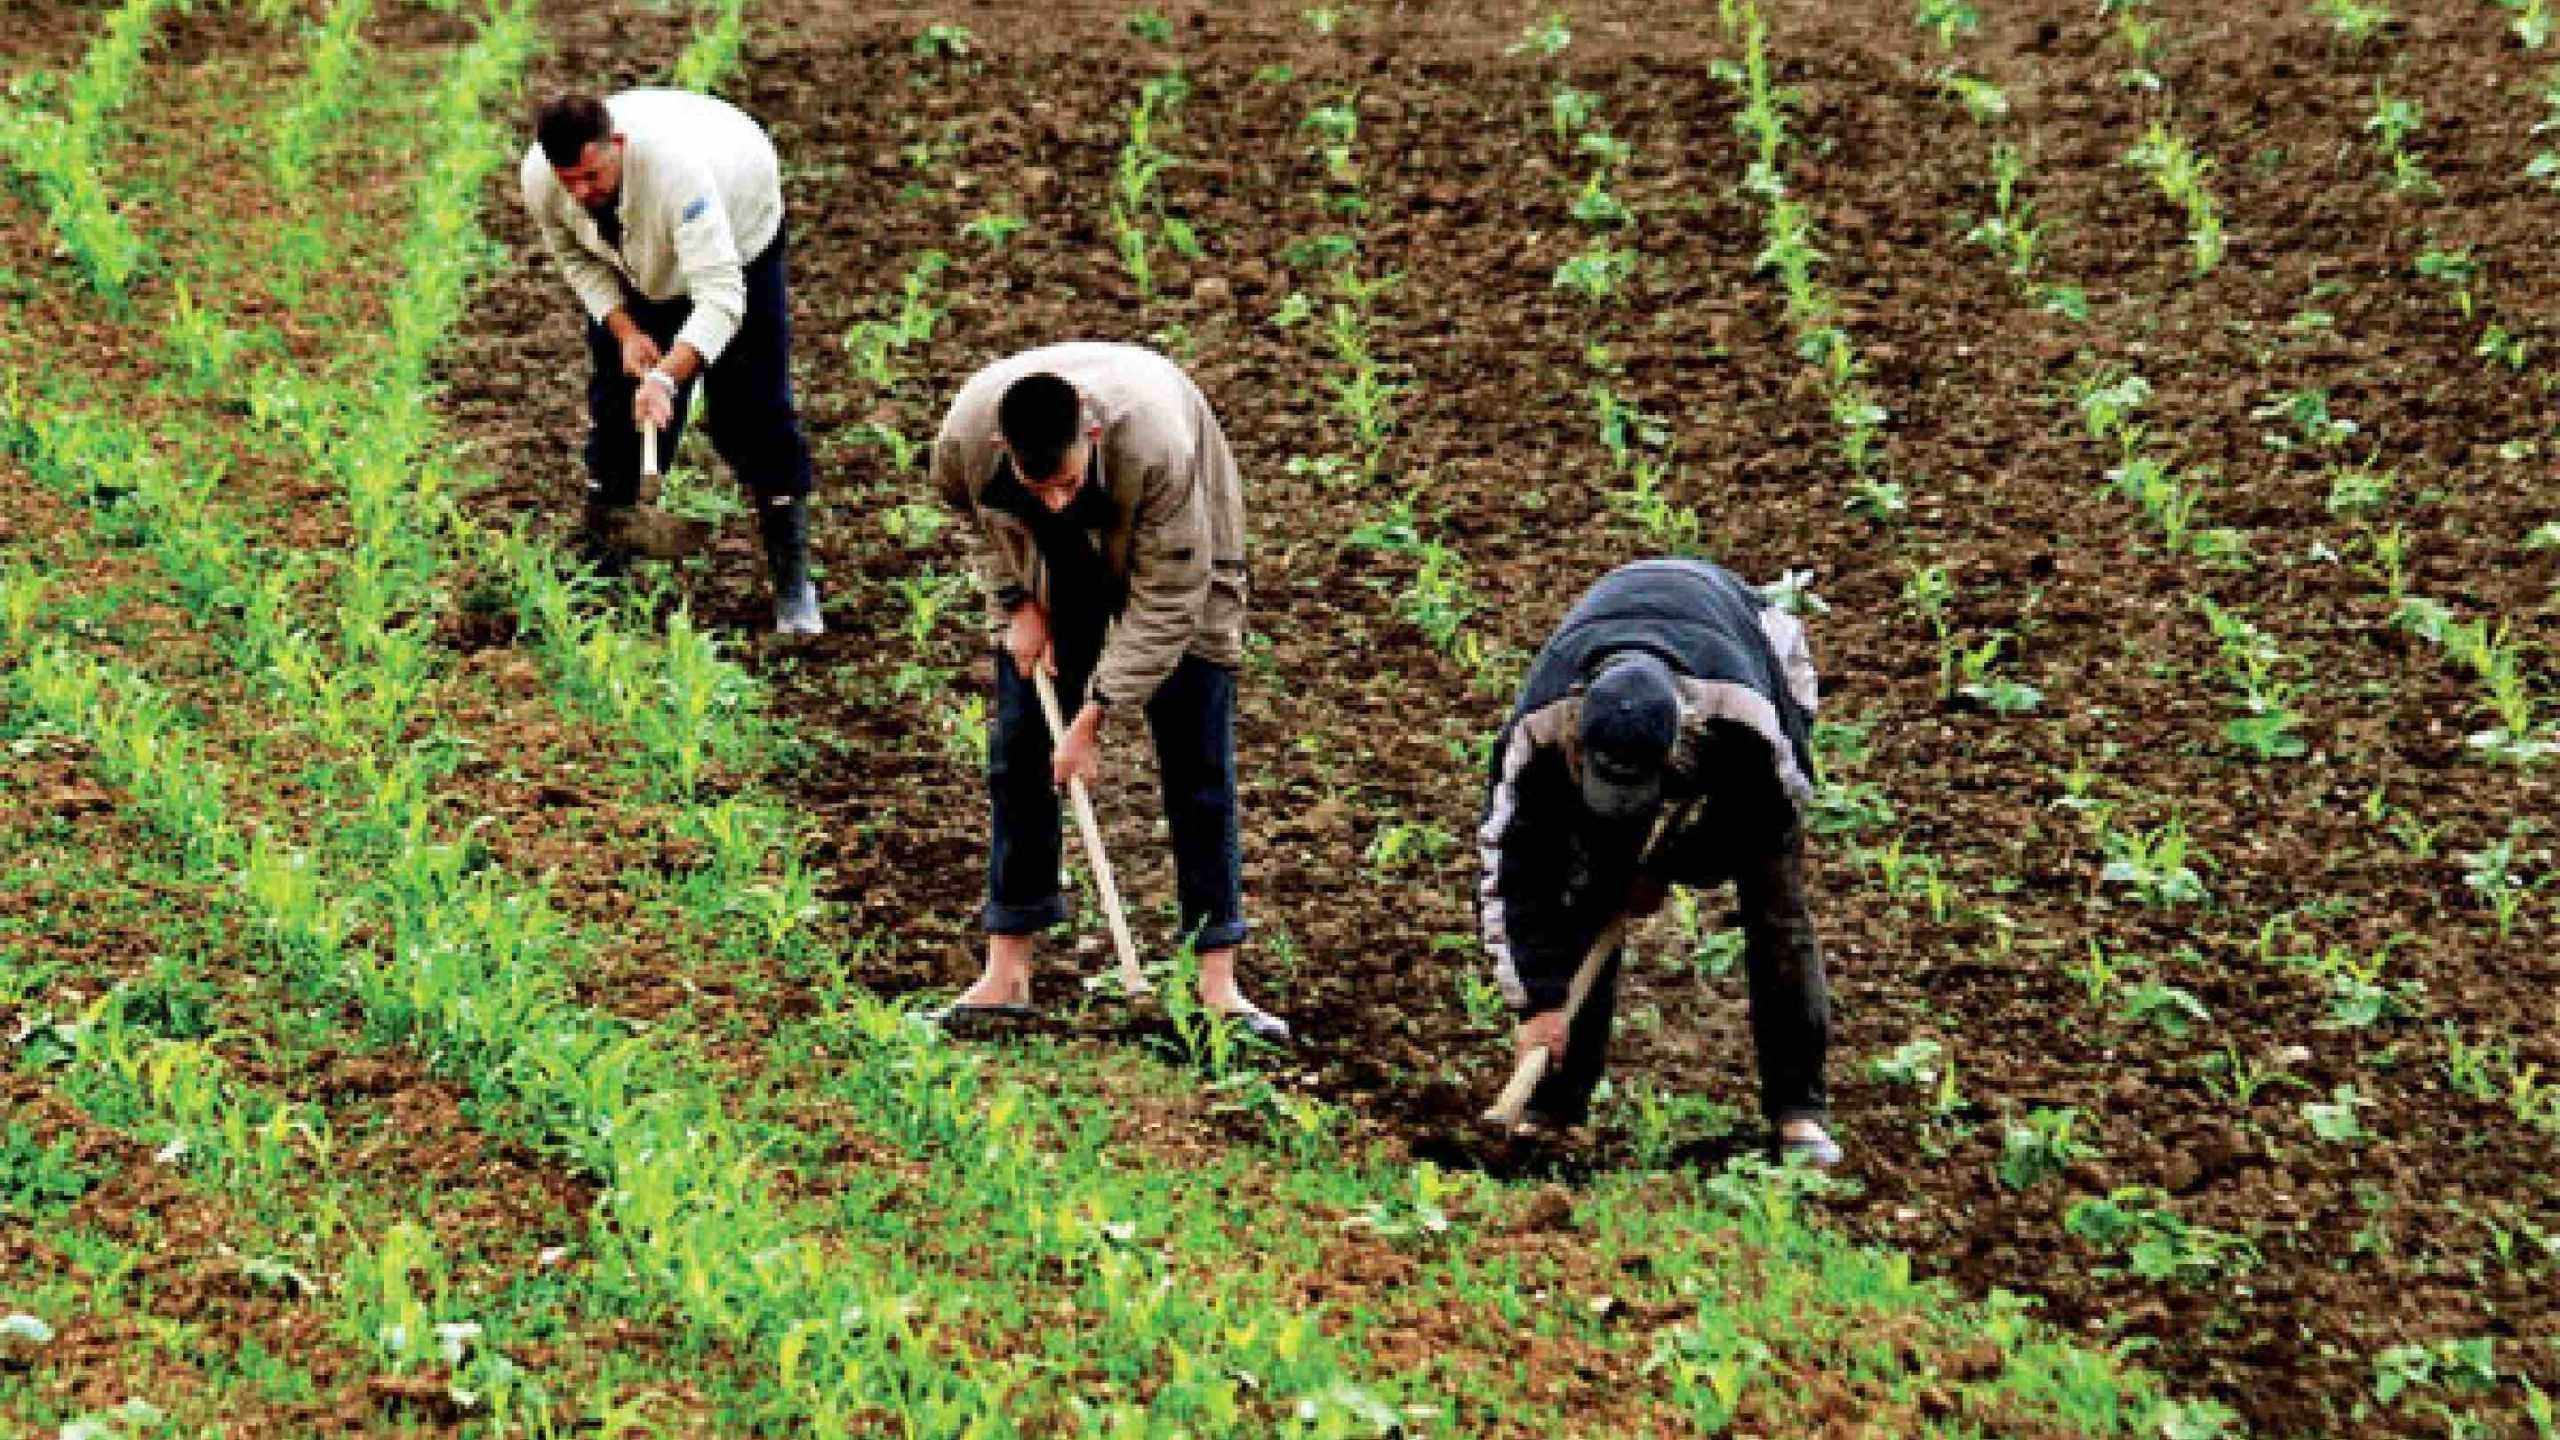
[2313,0,2393,44]
[2197,1045,2306,1108]
[2460,826,2548,938]
[912,21,976,59]
[960,211,1026,247]
[2065,1186,2259,1285]
[1913,0,1980,48]
[1548,85,1600,142]
[2098,816,2208,907]
[1997,1107,2094,1190]
[1938,70,2010,124]
[1506,10,1571,57]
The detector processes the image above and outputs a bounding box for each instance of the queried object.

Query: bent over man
[520,89,822,634]
[1477,558,1839,1166]
[928,342,1286,1041]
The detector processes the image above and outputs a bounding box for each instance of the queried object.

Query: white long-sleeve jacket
[518,88,784,364]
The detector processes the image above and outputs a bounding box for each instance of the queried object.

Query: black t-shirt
[986,457,1126,682]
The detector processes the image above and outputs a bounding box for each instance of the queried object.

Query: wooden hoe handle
[1032,668,1153,997]
[1482,919,1627,1129]
[641,421,660,480]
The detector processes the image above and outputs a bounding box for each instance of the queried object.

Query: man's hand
[609,315,663,380]
[632,370,677,432]
[1052,702,1104,791]
[1050,701,1104,790]
[1516,1008,1568,1065]
[1005,603,1054,680]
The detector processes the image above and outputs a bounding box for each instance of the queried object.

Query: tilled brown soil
[440,0,2558,1432]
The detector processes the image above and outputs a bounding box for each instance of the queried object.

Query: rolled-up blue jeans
[982,649,1248,953]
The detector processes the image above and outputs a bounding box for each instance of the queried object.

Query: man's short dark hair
[535,94,613,169]
[997,373,1082,482]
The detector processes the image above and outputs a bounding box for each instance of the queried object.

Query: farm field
[2,0,2556,1435]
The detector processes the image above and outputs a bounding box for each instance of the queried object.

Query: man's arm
[1477,717,1613,1013]
[1086,457,1212,710]
[521,152,628,325]
[931,432,1029,629]
[665,158,748,367]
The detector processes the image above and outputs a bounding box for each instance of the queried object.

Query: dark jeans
[583,224,813,505]
[1529,833,1830,1126]
[983,650,1247,952]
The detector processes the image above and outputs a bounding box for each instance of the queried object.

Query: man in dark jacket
[1476,558,1838,1166]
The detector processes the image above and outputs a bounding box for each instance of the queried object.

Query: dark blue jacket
[1476,559,1821,1011]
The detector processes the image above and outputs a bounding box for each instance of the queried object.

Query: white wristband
[644,369,678,396]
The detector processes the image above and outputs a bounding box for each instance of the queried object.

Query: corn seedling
[2117,977,2210,1038]
[2363,82,2436,196]
[2313,0,2394,44]
[912,20,975,60]
[841,249,951,391]
[957,210,1025,249]
[1937,70,2011,125]
[269,0,374,196]
[2441,1023,2523,1106]
[1110,70,1192,299]
[2460,826,2548,937]
[1953,632,2043,716]
[2500,0,2555,49]
[2195,597,2311,760]
[2098,815,2209,907]
[1552,241,1638,301]
[1966,142,2049,281]
[2065,1186,2260,1284]
[1548,84,1600,144]
[1998,1107,2095,1190]
[0,0,183,304]
[2123,121,2226,273]
[2254,386,2360,451]
[2302,1083,2374,1144]
[2529,66,2560,190]
[671,0,749,92]
[1569,171,1633,228]
[2392,592,2559,764]
[1302,96,1360,185]
[1506,10,1572,58]
[2324,462,2394,517]
[1913,0,1980,49]
[2197,1045,2307,1108]
[2103,0,2166,89]
[2415,245,2480,320]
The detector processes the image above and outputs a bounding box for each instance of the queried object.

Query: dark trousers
[583,224,813,505]
[983,650,1247,952]
[1530,833,1830,1126]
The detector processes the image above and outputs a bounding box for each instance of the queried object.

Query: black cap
[1579,653,1679,821]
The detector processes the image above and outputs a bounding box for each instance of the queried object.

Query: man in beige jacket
[929,343,1284,1040]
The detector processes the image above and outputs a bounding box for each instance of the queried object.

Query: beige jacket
[518,88,784,364]
[932,343,1248,709]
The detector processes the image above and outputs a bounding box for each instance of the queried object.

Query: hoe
[627,421,713,558]
[1033,668,1152,999]
[1481,921,1624,1130]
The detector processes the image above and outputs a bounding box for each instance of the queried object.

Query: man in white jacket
[520,89,822,635]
